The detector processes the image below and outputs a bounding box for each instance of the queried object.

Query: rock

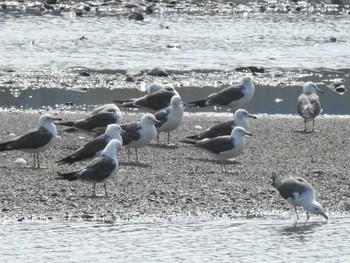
[235,66,265,74]
[147,67,168,76]
[129,12,144,21]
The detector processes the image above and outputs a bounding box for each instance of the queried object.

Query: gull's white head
[305,200,328,220]
[235,109,257,120]
[147,83,163,94]
[141,113,161,126]
[170,95,183,108]
[105,124,123,144]
[303,82,323,95]
[39,114,62,125]
[230,126,252,138]
[102,139,122,157]
[241,76,253,87]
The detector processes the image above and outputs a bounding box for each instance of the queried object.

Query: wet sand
[0,111,349,221]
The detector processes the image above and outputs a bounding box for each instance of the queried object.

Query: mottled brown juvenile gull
[56,139,121,197]
[186,76,255,112]
[271,172,328,222]
[56,104,122,133]
[121,113,160,162]
[114,84,179,113]
[154,95,184,145]
[181,127,252,173]
[57,124,123,165]
[0,114,61,169]
[185,109,256,140]
[297,82,323,132]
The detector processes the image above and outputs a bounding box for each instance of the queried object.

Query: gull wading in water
[56,139,122,197]
[271,172,328,222]
[121,113,160,162]
[181,127,252,173]
[186,76,255,113]
[57,124,123,165]
[56,104,123,133]
[185,109,256,140]
[154,95,184,145]
[0,114,62,169]
[297,81,323,132]
[114,84,179,113]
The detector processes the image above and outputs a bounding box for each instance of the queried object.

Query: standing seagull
[181,127,252,173]
[0,114,61,169]
[154,95,184,145]
[185,109,256,140]
[114,84,179,113]
[56,104,123,133]
[57,124,123,165]
[297,82,323,132]
[56,139,122,197]
[186,76,255,112]
[121,113,160,162]
[271,172,328,222]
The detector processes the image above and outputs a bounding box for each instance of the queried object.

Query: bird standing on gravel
[56,104,122,133]
[271,172,328,222]
[185,109,256,140]
[186,76,255,113]
[181,127,252,173]
[0,114,62,169]
[297,82,323,132]
[114,84,179,113]
[121,113,160,162]
[154,95,184,145]
[57,124,123,165]
[56,139,122,197]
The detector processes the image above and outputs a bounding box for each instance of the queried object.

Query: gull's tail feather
[186,99,207,108]
[56,171,79,181]
[185,134,203,141]
[179,138,198,145]
[0,141,11,152]
[57,155,77,165]
[55,121,75,127]
[64,127,78,133]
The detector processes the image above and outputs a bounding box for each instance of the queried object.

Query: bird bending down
[121,113,160,162]
[181,127,252,173]
[114,84,179,113]
[271,172,328,222]
[186,76,255,113]
[154,95,184,145]
[0,114,61,169]
[297,82,323,132]
[56,139,122,197]
[56,104,122,133]
[57,124,123,165]
[185,109,256,141]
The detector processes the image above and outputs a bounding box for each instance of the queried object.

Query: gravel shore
[0,110,349,221]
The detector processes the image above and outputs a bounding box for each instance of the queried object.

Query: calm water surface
[1,216,349,262]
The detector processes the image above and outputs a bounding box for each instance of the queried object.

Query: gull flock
[0,76,328,222]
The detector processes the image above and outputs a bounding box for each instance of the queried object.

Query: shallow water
[1,216,349,262]
[1,12,349,70]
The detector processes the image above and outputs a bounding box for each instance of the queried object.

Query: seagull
[185,109,256,140]
[181,127,252,172]
[186,76,255,112]
[271,172,328,222]
[297,82,323,132]
[0,114,61,169]
[154,95,184,145]
[56,104,123,133]
[121,113,160,162]
[57,124,123,165]
[56,139,122,197]
[114,84,179,113]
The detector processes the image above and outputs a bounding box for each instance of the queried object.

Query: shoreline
[0,111,349,221]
